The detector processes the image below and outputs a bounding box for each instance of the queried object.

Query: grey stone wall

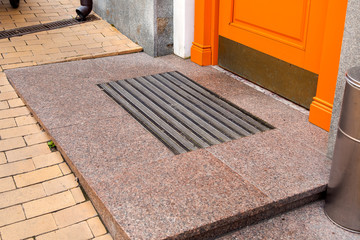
[327,0,360,158]
[94,0,173,57]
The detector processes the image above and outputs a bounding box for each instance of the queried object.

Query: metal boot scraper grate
[0,15,99,39]
[98,71,274,154]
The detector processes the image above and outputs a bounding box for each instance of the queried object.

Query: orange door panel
[219,0,328,74]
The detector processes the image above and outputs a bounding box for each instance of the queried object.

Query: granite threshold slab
[5,53,331,240]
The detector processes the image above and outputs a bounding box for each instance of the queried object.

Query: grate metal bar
[144,75,233,141]
[154,74,248,138]
[100,84,188,154]
[0,15,99,40]
[127,78,213,147]
[115,80,209,149]
[132,77,223,145]
[99,71,274,154]
[169,71,270,131]
[108,81,197,152]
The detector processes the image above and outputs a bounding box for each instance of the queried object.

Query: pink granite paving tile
[27,88,127,129]
[6,74,127,129]
[207,129,331,203]
[91,52,177,84]
[48,116,174,174]
[90,150,272,240]
[6,57,110,80]
[280,120,329,154]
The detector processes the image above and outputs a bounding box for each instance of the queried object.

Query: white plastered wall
[173,0,195,58]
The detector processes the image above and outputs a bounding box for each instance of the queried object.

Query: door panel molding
[229,0,311,50]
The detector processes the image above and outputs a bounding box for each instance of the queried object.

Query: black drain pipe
[76,0,93,20]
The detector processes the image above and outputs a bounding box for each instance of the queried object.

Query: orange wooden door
[219,0,329,74]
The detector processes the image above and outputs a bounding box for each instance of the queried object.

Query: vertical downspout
[76,0,93,20]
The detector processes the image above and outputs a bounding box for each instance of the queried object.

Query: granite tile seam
[176,192,324,240]
[204,145,328,205]
[205,129,330,203]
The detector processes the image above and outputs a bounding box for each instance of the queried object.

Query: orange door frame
[191,0,348,131]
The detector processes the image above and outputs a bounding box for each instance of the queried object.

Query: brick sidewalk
[0,72,113,239]
[0,0,142,71]
[0,0,142,238]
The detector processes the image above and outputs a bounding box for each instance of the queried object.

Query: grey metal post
[325,66,360,232]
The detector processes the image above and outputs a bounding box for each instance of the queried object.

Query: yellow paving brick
[0,85,13,93]
[70,39,97,46]
[102,45,127,52]
[0,73,9,86]
[2,51,33,59]
[15,45,45,52]
[0,214,57,240]
[20,54,50,63]
[71,187,86,203]
[0,177,15,193]
[53,201,97,228]
[6,143,51,162]
[0,91,18,101]
[93,234,113,240]
[59,162,71,175]
[0,101,9,110]
[0,137,26,152]
[0,205,25,227]
[87,217,107,237]
[42,174,78,195]
[33,151,63,169]
[36,221,93,240]
[15,115,37,126]
[10,13,35,19]
[43,41,71,49]
[59,45,87,53]
[0,152,6,165]
[0,107,30,120]
[24,131,50,146]
[77,47,105,55]
[0,159,35,178]
[0,118,16,130]
[23,39,49,46]
[10,35,38,42]
[18,10,45,14]
[0,47,16,53]
[86,42,103,49]
[0,57,22,65]
[0,184,45,209]
[37,33,64,40]
[53,36,79,43]
[0,38,9,44]
[0,124,40,140]
[31,48,61,55]
[14,165,63,188]
[1,62,36,70]
[23,190,76,218]
[35,12,60,18]
[7,98,24,108]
